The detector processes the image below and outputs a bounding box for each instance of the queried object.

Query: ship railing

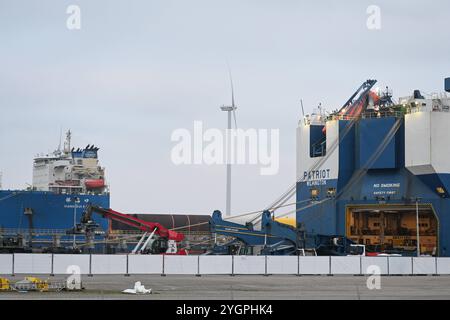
[0,228,211,237]
[406,105,450,114]
[109,229,211,236]
[0,228,69,236]
[327,110,404,122]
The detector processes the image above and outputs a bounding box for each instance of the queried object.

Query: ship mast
[64,130,72,155]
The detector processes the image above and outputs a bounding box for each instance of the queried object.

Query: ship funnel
[413,90,425,99]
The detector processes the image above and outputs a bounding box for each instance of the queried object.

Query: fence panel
[299,256,330,275]
[91,254,127,274]
[412,257,436,275]
[13,254,52,274]
[199,256,232,275]
[164,255,198,275]
[128,255,163,274]
[0,254,13,275]
[437,257,450,275]
[361,256,389,275]
[388,257,413,275]
[330,256,361,275]
[266,256,298,275]
[233,256,265,275]
[53,254,90,274]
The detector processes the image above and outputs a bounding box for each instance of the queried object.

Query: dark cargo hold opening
[346,205,438,256]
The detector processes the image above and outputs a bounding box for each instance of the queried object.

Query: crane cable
[168,199,312,231]
[224,199,311,220]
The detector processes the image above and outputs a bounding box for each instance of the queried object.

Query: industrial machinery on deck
[0,234,32,253]
[70,205,187,255]
[208,210,365,256]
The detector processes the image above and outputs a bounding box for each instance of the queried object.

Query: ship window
[310,188,319,199]
[327,188,336,197]
[310,125,326,158]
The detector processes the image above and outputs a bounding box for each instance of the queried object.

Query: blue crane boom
[210,210,300,255]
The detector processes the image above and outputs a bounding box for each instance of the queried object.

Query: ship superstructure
[32,131,107,195]
[296,78,450,256]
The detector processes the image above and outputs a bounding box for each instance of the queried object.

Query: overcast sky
[0,0,449,215]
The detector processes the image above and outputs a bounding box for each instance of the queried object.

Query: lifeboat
[85,179,105,189]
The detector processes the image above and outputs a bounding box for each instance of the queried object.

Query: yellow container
[0,278,10,291]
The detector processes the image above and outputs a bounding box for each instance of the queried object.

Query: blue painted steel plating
[296,116,450,256]
[0,190,110,231]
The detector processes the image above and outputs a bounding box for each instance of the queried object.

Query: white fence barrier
[361,256,389,275]
[164,255,198,275]
[233,256,266,275]
[128,255,163,274]
[437,257,450,275]
[53,254,90,275]
[199,255,232,275]
[13,253,52,274]
[299,256,330,275]
[91,254,127,275]
[412,257,436,275]
[266,256,298,275]
[388,257,413,275]
[0,254,13,274]
[330,256,361,275]
[1,254,449,276]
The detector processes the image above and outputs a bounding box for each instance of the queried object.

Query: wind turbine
[220,67,238,217]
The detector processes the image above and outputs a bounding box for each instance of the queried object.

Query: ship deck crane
[337,79,377,116]
[209,210,301,255]
[72,205,186,255]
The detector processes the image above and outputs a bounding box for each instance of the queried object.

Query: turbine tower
[220,68,237,216]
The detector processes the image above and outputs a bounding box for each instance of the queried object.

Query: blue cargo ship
[0,131,110,241]
[296,79,450,256]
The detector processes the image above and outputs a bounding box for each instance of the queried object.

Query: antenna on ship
[64,130,72,154]
[220,64,238,217]
[300,99,305,117]
[57,127,63,154]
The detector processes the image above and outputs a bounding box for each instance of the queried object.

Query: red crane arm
[83,205,184,242]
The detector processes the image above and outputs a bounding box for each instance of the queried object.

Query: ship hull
[0,190,110,231]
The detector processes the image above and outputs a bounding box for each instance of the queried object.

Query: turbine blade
[227,62,237,128]
[227,63,236,108]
